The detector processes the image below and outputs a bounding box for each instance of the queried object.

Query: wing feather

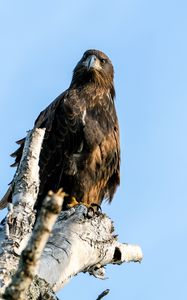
[0,90,85,209]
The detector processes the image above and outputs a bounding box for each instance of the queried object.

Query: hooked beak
[84,55,100,70]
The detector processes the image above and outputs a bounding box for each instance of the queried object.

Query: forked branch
[0,128,143,300]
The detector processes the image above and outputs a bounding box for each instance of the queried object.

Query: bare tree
[0,129,143,300]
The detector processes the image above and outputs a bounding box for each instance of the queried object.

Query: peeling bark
[0,128,143,300]
[3,191,65,300]
[38,205,143,292]
[0,129,45,294]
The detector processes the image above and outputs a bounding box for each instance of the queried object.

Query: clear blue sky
[0,1,187,299]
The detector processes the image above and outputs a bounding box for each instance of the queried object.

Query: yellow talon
[67,196,80,208]
[66,197,101,212]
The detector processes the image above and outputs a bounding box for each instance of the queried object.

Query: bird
[0,49,120,211]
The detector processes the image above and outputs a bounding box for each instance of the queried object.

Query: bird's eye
[100,58,106,64]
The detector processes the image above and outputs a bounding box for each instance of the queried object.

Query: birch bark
[0,128,143,300]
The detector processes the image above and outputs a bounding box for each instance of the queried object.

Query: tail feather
[16,138,25,145]
[0,186,12,210]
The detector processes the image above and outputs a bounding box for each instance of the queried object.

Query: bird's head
[70,49,115,96]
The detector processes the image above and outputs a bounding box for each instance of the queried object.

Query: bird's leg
[66,196,80,209]
[66,197,102,218]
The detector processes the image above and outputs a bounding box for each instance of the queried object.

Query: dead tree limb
[96,289,110,300]
[0,128,45,293]
[0,128,143,300]
[37,205,143,292]
[3,191,65,300]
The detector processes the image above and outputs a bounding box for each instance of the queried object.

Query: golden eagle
[0,49,120,210]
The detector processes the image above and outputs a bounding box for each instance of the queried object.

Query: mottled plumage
[0,49,120,210]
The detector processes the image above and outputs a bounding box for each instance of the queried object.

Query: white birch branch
[3,191,65,300]
[0,128,45,293]
[0,127,143,300]
[38,205,143,292]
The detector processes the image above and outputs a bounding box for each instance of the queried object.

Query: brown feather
[0,49,120,211]
[0,186,12,209]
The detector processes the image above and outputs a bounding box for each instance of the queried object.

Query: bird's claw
[86,203,102,218]
[66,196,80,209]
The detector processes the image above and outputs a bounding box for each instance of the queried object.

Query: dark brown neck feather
[70,67,115,99]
